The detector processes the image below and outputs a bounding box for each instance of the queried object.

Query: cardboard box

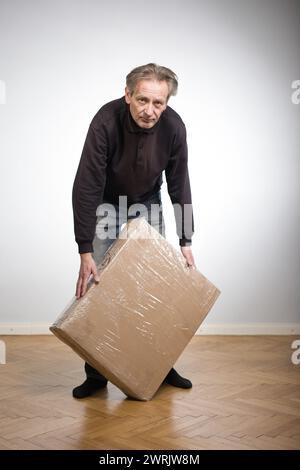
[50,217,220,400]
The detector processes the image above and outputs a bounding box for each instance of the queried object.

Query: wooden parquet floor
[0,335,299,450]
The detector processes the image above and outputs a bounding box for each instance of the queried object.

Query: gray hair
[126,63,178,99]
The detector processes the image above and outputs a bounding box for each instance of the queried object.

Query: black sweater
[72,97,194,253]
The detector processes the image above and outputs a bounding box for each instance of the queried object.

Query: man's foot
[72,378,108,399]
[163,368,192,389]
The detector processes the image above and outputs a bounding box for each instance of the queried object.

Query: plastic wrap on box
[50,217,220,400]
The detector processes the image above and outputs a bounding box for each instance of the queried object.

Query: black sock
[163,368,192,389]
[72,378,108,399]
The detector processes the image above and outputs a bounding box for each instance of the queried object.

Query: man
[72,63,195,399]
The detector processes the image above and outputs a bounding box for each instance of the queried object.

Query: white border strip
[0,323,52,335]
[0,323,299,335]
[196,322,300,335]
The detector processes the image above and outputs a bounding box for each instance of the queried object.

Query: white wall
[0,0,299,332]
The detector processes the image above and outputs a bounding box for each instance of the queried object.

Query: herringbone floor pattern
[0,335,299,450]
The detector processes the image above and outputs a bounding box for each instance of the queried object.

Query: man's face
[125,79,169,129]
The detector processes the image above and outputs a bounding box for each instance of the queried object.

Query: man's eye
[138,99,145,103]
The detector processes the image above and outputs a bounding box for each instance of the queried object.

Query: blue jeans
[91,190,165,265]
[85,191,165,381]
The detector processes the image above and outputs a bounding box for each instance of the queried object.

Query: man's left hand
[181,246,196,269]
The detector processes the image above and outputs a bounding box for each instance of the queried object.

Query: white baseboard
[196,322,300,335]
[0,322,299,335]
[0,323,52,335]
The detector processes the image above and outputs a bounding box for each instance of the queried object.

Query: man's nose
[144,103,154,116]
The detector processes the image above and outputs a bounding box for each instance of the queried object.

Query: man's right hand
[76,253,100,299]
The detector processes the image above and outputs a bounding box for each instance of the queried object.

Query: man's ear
[125,87,131,104]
